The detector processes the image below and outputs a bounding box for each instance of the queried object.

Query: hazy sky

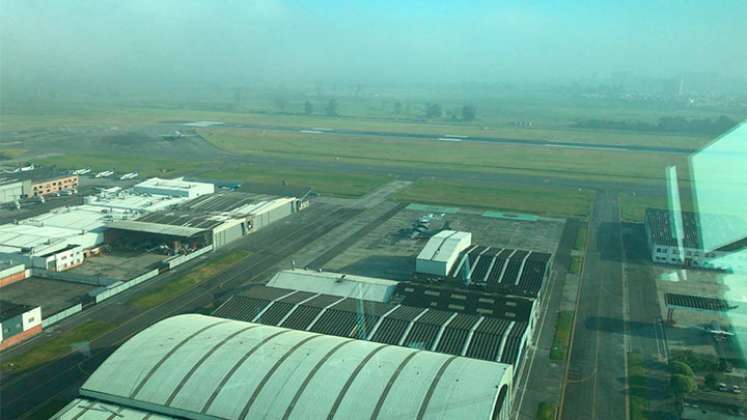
[2,0,746,89]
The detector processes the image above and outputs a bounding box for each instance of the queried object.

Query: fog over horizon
[2,0,747,96]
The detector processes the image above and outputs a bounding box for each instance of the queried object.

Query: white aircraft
[4,164,35,174]
[95,170,114,178]
[120,172,139,180]
[160,130,197,140]
[701,321,735,339]
[72,168,91,175]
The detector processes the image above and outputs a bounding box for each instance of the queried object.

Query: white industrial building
[645,208,747,272]
[0,178,219,271]
[416,230,472,277]
[0,180,30,204]
[266,269,398,303]
[133,177,214,199]
[84,191,190,214]
[1,300,42,350]
[0,178,306,271]
[55,314,513,420]
[0,206,111,271]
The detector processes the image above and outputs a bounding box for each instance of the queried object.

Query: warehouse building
[444,245,553,299]
[415,234,553,301]
[133,177,214,198]
[416,230,472,276]
[266,269,399,303]
[30,174,78,197]
[56,314,513,420]
[0,300,42,350]
[106,192,304,251]
[0,262,29,288]
[0,179,30,204]
[84,190,191,213]
[105,220,213,252]
[214,285,531,378]
[0,206,110,271]
[645,208,747,272]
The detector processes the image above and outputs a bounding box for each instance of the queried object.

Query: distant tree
[671,374,697,398]
[393,101,402,115]
[669,361,695,378]
[425,103,442,119]
[704,373,718,389]
[461,105,477,121]
[325,98,338,116]
[304,101,314,115]
[274,96,288,112]
[671,374,696,414]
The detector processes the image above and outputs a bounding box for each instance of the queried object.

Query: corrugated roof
[443,245,552,298]
[664,293,733,311]
[213,286,529,367]
[80,314,512,420]
[267,269,398,303]
[106,220,206,238]
[417,230,471,263]
[52,398,175,420]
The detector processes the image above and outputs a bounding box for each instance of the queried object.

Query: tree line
[299,99,478,122]
[574,115,737,135]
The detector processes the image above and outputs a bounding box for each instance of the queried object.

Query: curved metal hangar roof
[77,314,512,420]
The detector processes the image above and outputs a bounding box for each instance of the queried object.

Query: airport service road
[0,204,362,419]
[561,191,627,420]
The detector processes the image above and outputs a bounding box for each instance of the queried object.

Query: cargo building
[0,300,42,350]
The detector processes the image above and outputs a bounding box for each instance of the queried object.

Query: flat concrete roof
[266,269,398,302]
[0,277,92,316]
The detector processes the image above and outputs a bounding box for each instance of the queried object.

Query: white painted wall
[21,307,42,331]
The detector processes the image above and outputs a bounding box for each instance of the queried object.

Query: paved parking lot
[324,208,564,280]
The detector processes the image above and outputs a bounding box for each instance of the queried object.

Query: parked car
[731,385,741,394]
[717,383,729,391]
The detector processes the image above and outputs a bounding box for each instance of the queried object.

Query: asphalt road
[0,203,362,419]
[622,223,675,418]
[222,122,698,155]
[561,191,628,420]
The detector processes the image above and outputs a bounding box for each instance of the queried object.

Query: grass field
[199,127,688,184]
[536,402,558,420]
[619,193,668,223]
[550,311,574,362]
[1,99,721,151]
[395,180,595,219]
[200,164,391,198]
[0,320,113,374]
[0,148,28,160]
[570,256,584,274]
[129,249,251,310]
[628,351,650,420]
[575,225,588,250]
